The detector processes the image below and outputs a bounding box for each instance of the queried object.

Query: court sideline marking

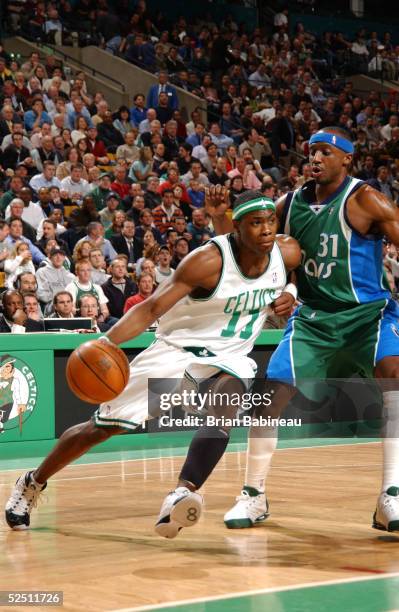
[0,440,380,474]
[108,571,399,612]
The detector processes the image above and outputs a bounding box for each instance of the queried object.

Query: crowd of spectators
[1,1,399,332]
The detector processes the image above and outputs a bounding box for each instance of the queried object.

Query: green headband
[232,197,276,221]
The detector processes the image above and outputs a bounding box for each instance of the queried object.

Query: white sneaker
[224,487,269,529]
[155,486,203,539]
[5,471,46,530]
[373,486,399,532]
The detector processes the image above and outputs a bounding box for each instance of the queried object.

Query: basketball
[66,339,130,404]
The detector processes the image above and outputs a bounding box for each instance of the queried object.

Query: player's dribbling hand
[273,292,296,316]
[204,185,230,219]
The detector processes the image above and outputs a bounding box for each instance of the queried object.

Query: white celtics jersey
[156,234,287,357]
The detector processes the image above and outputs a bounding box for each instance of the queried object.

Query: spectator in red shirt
[157,167,190,203]
[123,273,154,313]
[111,165,131,200]
[86,126,109,164]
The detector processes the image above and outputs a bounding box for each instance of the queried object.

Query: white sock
[382,391,399,492]
[244,424,278,493]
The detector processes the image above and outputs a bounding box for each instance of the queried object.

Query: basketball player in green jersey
[209,128,399,533]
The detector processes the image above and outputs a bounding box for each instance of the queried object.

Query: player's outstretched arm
[206,188,289,236]
[106,244,223,345]
[273,235,302,316]
[204,185,233,235]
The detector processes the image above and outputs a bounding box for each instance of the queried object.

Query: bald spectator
[0,290,43,333]
[116,131,140,164]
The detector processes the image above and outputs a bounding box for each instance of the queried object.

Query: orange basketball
[66,339,130,404]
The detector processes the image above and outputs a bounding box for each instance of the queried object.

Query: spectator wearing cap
[99,192,121,231]
[60,163,90,203]
[101,258,138,319]
[88,173,113,211]
[36,247,75,306]
[155,245,174,286]
[111,166,131,200]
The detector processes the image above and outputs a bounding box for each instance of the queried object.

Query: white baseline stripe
[0,441,380,474]
[108,571,399,612]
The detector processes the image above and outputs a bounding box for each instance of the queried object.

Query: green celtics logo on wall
[0,354,38,434]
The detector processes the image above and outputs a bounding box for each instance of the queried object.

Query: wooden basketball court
[1,440,399,611]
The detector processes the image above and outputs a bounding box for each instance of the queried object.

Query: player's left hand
[273,292,296,316]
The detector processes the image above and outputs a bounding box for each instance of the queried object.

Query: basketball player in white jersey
[5,189,301,538]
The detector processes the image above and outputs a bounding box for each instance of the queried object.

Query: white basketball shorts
[93,339,257,430]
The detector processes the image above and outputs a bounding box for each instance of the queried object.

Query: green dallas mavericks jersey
[284,176,390,310]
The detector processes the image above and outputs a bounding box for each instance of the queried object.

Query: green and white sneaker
[155,486,203,539]
[373,486,399,532]
[224,486,269,529]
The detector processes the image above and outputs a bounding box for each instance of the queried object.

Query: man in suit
[110,219,143,265]
[101,258,137,319]
[1,133,33,171]
[0,290,44,333]
[147,71,179,112]
[0,105,22,141]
